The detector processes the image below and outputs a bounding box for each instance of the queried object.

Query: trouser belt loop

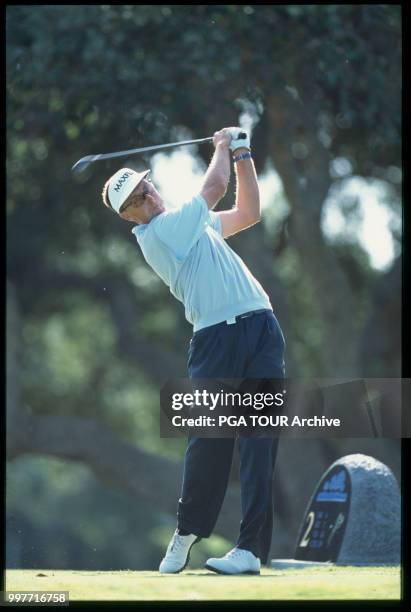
[226,309,268,325]
[239,309,267,320]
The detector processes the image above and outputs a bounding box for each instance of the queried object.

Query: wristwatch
[233,151,252,163]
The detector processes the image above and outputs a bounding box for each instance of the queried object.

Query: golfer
[102,127,285,575]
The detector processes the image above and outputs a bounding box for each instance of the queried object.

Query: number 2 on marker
[299,511,315,547]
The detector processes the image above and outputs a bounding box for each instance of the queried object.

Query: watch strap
[233,151,252,162]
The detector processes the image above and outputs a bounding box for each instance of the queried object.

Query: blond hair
[101,179,116,214]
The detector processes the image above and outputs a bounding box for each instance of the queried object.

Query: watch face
[234,152,251,161]
[295,465,351,562]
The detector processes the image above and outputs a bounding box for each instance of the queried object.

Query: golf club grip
[202,132,247,141]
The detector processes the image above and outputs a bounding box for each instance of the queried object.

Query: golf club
[71,132,247,174]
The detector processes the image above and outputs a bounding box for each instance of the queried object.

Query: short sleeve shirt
[132,194,272,331]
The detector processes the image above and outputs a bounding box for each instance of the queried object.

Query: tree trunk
[266,91,360,376]
[359,256,401,376]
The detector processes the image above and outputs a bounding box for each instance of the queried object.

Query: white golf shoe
[159,531,200,574]
[205,547,261,575]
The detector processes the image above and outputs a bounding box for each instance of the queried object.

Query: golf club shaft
[71,133,247,173]
[96,136,214,160]
[71,137,213,173]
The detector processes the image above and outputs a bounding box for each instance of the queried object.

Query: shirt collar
[131,212,164,236]
[131,224,144,236]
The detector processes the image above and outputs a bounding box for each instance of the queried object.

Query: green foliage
[22,296,114,414]
[7,5,401,176]
[7,456,170,569]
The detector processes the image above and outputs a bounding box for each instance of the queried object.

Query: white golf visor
[108,168,150,214]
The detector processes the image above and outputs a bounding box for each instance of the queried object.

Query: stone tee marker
[271,454,401,568]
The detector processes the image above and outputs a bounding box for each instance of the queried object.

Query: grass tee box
[5,567,401,601]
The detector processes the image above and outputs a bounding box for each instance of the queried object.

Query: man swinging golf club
[101,127,285,575]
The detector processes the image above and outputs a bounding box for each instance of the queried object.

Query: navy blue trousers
[177,310,285,564]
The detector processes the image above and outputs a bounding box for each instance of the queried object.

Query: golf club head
[71,155,95,174]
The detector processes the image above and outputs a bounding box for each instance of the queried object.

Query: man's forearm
[234,148,260,221]
[201,143,231,198]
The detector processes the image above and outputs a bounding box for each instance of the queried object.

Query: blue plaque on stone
[295,465,351,562]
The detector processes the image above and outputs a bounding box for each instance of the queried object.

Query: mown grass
[5,566,401,601]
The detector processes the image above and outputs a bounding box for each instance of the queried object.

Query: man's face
[118,176,165,224]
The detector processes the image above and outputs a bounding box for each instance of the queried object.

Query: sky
[151,149,401,272]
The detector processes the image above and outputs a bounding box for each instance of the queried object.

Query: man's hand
[212,128,232,149]
[213,127,251,153]
[228,127,251,153]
